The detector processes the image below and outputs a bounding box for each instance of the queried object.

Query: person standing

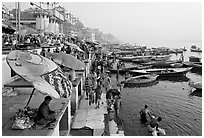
[92,71,98,91]
[140,104,152,122]
[105,74,112,92]
[95,85,102,109]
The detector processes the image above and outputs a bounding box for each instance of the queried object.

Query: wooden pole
[15,2,17,31]
[26,88,35,106]
[18,2,20,31]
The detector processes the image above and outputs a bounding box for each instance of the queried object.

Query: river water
[109,41,202,136]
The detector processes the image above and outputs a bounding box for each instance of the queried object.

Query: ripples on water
[111,72,202,136]
[109,43,202,136]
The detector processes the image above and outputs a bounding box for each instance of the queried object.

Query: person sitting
[140,105,152,122]
[35,96,56,125]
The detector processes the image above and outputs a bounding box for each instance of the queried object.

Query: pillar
[48,18,55,33]
[71,84,78,115]
[36,13,50,34]
[44,14,49,32]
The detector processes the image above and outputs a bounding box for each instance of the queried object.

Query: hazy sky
[2,1,202,44]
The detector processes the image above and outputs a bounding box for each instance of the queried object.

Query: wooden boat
[116,55,153,62]
[189,89,202,97]
[190,45,202,52]
[170,63,183,68]
[109,65,152,74]
[129,67,192,77]
[121,74,159,87]
[115,51,135,55]
[109,62,152,74]
[132,58,151,64]
[141,60,182,68]
[170,48,184,54]
[182,61,194,67]
[132,56,152,63]
[192,62,202,72]
[189,81,202,90]
[189,56,201,62]
[151,54,172,61]
[116,56,138,62]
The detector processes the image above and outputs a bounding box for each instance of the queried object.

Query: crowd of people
[84,50,122,110]
[3,32,94,62]
[3,31,164,135]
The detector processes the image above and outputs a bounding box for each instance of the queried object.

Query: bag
[12,117,33,130]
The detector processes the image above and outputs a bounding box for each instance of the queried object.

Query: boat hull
[109,65,153,74]
[189,81,202,90]
[122,75,159,88]
[130,67,192,77]
[190,49,202,52]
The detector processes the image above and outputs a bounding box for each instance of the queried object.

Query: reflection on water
[158,75,190,82]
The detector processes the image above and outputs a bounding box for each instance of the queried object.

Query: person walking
[95,85,102,109]
[85,77,91,100]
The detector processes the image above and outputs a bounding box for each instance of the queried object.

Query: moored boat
[141,60,182,68]
[121,74,159,87]
[116,56,138,62]
[189,56,201,62]
[129,67,192,77]
[191,62,202,73]
[109,65,153,74]
[170,63,183,68]
[190,45,202,52]
[189,81,202,90]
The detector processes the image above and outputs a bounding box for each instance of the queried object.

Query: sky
[2,1,202,45]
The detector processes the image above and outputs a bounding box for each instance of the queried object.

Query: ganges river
[109,41,202,136]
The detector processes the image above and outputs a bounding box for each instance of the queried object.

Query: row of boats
[119,66,201,90]
[120,67,193,88]
[108,52,201,89]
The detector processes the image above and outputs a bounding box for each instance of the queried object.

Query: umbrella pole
[26,88,35,106]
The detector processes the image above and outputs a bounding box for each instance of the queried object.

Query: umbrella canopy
[65,42,84,53]
[51,52,85,70]
[6,50,72,98]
